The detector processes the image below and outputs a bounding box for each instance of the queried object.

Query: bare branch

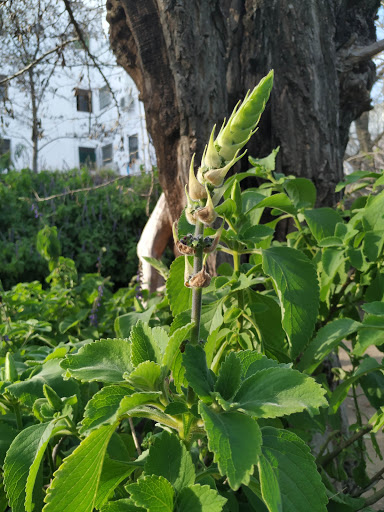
[63,0,121,121]
[347,40,384,65]
[318,425,373,468]
[358,486,384,509]
[353,466,384,497]
[0,38,79,85]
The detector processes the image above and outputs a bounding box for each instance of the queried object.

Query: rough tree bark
[107,0,381,214]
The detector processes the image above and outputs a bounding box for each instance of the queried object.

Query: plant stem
[13,402,23,430]
[129,418,142,456]
[318,425,372,467]
[190,220,204,345]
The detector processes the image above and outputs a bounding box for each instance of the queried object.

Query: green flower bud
[5,352,18,382]
[43,384,63,411]
[185,185,197,225]
[196,186,217,226]
[188,154,207,200]
[198,149,246,187]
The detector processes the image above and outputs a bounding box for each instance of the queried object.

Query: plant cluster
[0,167,159,289]
[1,73,384,511]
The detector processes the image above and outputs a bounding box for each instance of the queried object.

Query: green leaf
[284,178,316,209]
[95,457,136,509]
[101,500,144,511]
[80,384,133,434]
[117,392,162,418]
[4,421,61,512]
[125,361,162,391]
[304,208,342,242]
[335,170,378,192]
[363,230,384,261]
[353,316,384,357]
[361,302,384,316]
[253,193,296,215]
[199,403,262,490]
[144,431,195,492]
[257,454,282,512]
[214,352,242,400]
[6,358,79,407]
[43,424,117,512]
[262,246,319,358]
[126,475,174,512]
[297,318,361,374]
[234,367,327,418]
[183,344,215,403]
[115,306,157,338]
[0,422,18,466]
[361,189,384,231]
[175,484,227,512]
[59,308,89,334]
[142,257,170,280]
[166,257,192,316]
[235,351,290,380]
[261,427,328,512]
[130,322,168,366]
[162,323,194,370]
[61,338,132,383]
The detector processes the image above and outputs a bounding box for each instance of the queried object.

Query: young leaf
[166,256,192,316]
[142,256,170,280]
[162,322,194,370]
[233,367,327,419]
[144,431,195,492]
[257,454,282,512]
[175,484,227,512]
[80,384,133,434]
[126,475,174,512]
[43,424,117,512]
[130,321,168,366]
[61,338,132,383]
[4,421,61,512]
[183,344,215,403]
[214,351,241,400]
[125,361,162,391]
[297,318,361,374]
[261,427,328,512]
[262,246,319,358]
[235,351,290,381]
[199,403,262,490]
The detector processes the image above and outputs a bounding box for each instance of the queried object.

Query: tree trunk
[29,68,39,174]
[107,0,381,218]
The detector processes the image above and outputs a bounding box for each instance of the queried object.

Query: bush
[0,167,160,289]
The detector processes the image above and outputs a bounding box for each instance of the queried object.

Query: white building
[0,37,154,174]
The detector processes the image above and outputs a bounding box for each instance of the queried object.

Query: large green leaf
[253,193,296,215]
[304,208,342,242]
[6,358,79,407]
[262,246,319,358]
[101,500,144,511]
[199,403,262,490]
[162,322,194,370]
[144,431,195,492]
[80,384,133,434]
[0,422,18,466]
[4,421,62,512]
[114,306,157,338]
[257,455,282,512]
[166,257,192,317]
[183,345,215,403]
[43,424,117,512]
[95,457,136,509]
[61,339,132,383]
[361,189,384,231]
[126,475,174,512]
[233,367,327,419]
[297,318,361,374]
[214,352,242,400]
[175,484,227,512]
[284,178,316,209]
[261,427,328,512]
[129,321,168,366]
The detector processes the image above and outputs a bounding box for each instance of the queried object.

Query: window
[120,95,134,112]
[0,74,8,102]
[75,88,92,113]
[0,138,11,171]
[79,147,96,168]
[99,85,111,110]
[102,144,113,166]
[128,135,139,163]
[0,138,10,155]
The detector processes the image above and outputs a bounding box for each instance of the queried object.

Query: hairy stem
[190,221,204,345]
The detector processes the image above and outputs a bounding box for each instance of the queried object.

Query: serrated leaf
[234,367,327,419]
[142,257,170,280]
[361,189,384,231]
[214,352,241,400]
[257,454,282,512]
[43,424,117,512]
[80,385,133,434]
[130,321,168,366]
[0,422,18,466]
[162,322,194,370]
[262,246,319,358]
[144,431,195,492]
[117,392,162,418]
[101,500,144,511]
[175,484,227,512]
[297,318,361,374]
[126,475,174,512]
[353,319,384,357]
[235,351,290,381]
[6,358,79,407]
[304,208,342,242]
[166,257,192,316]
[114,306,157,338]
[125,361,162,391]
[253,193,296,215]
[61,339,132,383]
[95,457,136,509]
[199,403,262,490]
[261,427,327,512]
[284,178,316,209]
[183,344,215,403]
[4,421,61,512]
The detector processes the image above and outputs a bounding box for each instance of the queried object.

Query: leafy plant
[1,72,384,511]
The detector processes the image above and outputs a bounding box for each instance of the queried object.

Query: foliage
[1,76,384,511]
[0,167,159,289]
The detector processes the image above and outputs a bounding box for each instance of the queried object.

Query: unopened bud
[199,149,246,188]
[202,125,222,169]
[196,187,217,226]
[185,186,197,225]
[5,352,18,382]
[187,266,211,288]
[173,222,195,255]
[189,154,207,200]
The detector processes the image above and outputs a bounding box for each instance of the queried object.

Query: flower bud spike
[173,221,195,255]
[203,148,247,187]
[189,153,207,200]
[196,185,217,226]
[185,185,197,225]
[203,124,222,169]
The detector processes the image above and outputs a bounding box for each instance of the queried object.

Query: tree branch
[353,466,384,497]
[63,0,121,121]
[318,425,373,468]
[0,38,79,85]
[347,40,384,65]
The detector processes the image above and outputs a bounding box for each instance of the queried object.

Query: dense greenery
[0,168,160,289]
[1,76,384,511]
